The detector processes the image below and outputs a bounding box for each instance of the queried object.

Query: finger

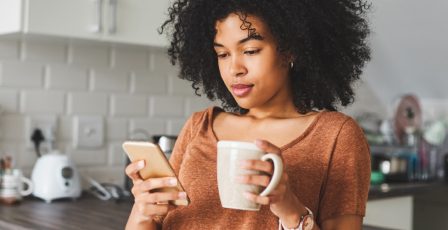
[243,192,270,205]
[125,160,145,182]
[263,184,287,202]
[136,203,172,217]
[136,191,187,204]
[240,160,273,174]
[265,195,282,204]
[237,174,271,187]
[140,177,179,191]
[152,204,174,216]
[254,139,282,155]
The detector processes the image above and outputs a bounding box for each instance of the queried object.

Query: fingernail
[178,192,186,199]
[137,160,145,169]
[169,178,177,186]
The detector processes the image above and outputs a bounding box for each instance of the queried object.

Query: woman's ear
[280,53,294,68]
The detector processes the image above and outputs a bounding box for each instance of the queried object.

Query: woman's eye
[244,49,261,55]
[216,53,228,59]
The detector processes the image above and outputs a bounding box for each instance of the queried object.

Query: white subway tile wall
[168,74,195,95]
[0,115,26,140]
[109,143,129,166]
[58,116,73,141]
[132,70,168,94]
[0,89,18,113]
[185,97,214,116]
[91,69,129,92]
[24,41,67,63]
[70,43,110,68]
[19,146,39,168]
[106,118,128,141]
[0,60,44,88]
[150,96,185,117]
[0,39,19,59]
[111,94,148,117]
[114,46,149,70]
[68,148,108,166]
[68,92,109,115]
[0,39,212,187]
[129,118,167,138]
[47,64,89,90]
[149,49,177,73]
[167,119,187,136]
[20,90,65,114]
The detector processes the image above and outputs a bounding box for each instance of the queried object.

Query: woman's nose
[229,56,247,77]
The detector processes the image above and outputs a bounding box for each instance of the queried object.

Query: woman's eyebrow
[213,34,265,47]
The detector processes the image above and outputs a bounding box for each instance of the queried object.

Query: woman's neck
[245,102,302,120]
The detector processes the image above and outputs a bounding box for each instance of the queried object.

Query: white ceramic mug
[0,169,34,200]
[217,141,283,211]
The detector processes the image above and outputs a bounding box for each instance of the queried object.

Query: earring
[290,62,294,69]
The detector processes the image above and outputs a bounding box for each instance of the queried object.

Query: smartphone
[122,141,189,206]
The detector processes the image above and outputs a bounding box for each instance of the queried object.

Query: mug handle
[259,153,283,196]
[19,176,34,196]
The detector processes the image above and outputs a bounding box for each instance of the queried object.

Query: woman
[126,0,371,229]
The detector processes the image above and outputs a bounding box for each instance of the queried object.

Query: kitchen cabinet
[365,196,413,230]
[0,0,170,47]
[367,181,448,230]
[413,186,448,230]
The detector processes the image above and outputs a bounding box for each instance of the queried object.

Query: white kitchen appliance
[31,151,81,203]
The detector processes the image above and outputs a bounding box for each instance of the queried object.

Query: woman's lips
[231,84,254,97]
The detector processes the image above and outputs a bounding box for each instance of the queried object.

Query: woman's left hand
[238,139,304,222]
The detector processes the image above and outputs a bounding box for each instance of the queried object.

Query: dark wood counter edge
[368,180,448,200]
[0,192,133,230]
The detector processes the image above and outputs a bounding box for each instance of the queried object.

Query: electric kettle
[31,151,81,203]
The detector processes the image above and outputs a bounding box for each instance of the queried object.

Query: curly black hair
[160,0,371,113]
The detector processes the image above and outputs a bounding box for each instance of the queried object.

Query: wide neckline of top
[207,106,326,151]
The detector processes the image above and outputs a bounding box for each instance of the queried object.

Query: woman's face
[214,13,292,110]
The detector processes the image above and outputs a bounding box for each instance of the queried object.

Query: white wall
[0,38,213,187]
[359,0,448,118]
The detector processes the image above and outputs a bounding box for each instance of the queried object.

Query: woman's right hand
[125,160,187,221]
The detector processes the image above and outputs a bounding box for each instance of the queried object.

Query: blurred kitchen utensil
[424,120,447,146]
[0,169,33,205]
[393,94,422,146]
[157,135,177,156]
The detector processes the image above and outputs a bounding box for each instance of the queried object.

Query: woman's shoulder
[318,111,360,129]
[311,110,365,140]
[188,106,223,123]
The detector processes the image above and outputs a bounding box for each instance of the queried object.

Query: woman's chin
[234,99,260,111]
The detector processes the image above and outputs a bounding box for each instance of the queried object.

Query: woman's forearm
[125,205,159,230]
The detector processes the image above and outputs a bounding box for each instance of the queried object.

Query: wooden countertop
[0,193,133,230]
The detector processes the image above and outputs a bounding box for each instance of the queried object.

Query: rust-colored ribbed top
[158,107,370,229]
